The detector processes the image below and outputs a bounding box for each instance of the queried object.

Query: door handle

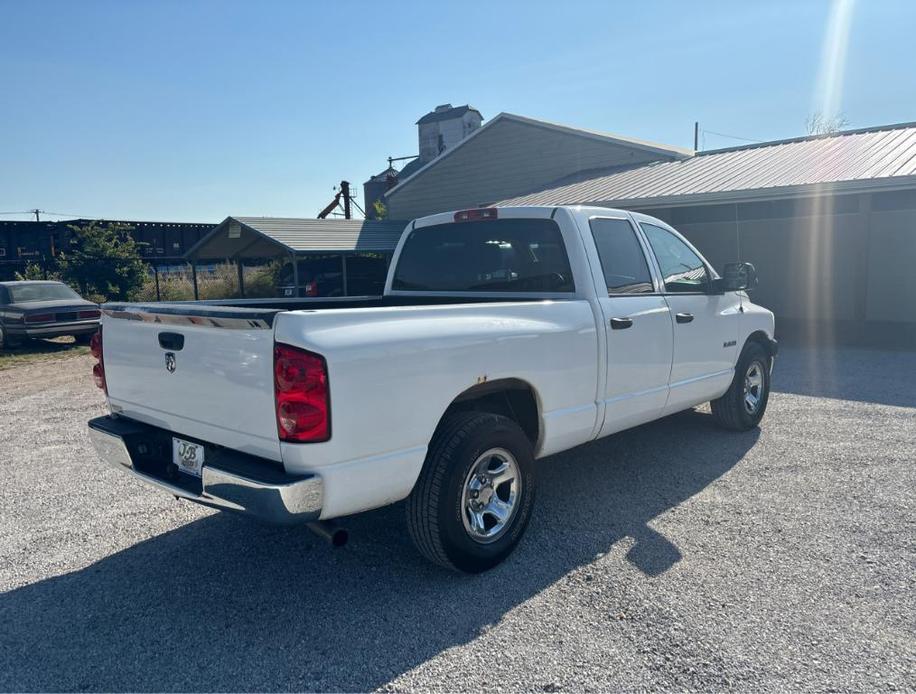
[675,312,694,324]
[158,332,185,350]
[610,317,633,330]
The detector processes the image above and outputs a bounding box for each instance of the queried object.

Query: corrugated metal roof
[497,122,916,208]
[187,217,408,258]
[233,217,407,251]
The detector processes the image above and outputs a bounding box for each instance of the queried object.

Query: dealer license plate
[172,437,205,478]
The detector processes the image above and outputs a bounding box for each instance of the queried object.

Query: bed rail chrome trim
[101,306,273,330]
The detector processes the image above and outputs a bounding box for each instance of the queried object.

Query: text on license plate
[172,437,205,477]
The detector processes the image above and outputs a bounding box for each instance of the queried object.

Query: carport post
[237,259,245,298]
[153,264,161,302]
[291,251,300,297]
[191,262,199,300]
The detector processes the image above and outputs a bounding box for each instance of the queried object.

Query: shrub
[57,221,146,301]
[135,261,284,302]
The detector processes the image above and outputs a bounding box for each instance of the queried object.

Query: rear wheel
[711,341,771,430]
[406,412,536,573]
[0,326,22,351]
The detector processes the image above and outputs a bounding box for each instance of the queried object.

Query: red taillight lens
[454,207,497,222]
[305,281,319,297]
[89,331,103,359]
[26,313,54,323]
[92,363,106,390]
[78,309,101,319]
[274,343,329,442]
[90,328,106,393]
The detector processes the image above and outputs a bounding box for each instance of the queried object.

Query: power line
[702,129,761,144]
[42,211,96,218]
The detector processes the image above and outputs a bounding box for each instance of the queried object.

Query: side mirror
[722,262,758,292]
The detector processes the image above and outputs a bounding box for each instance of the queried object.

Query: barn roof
[186,217,408,259]
[497,121,916,208]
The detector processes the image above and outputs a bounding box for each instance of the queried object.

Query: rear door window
[392,218,574,292]
[589,218,655,295]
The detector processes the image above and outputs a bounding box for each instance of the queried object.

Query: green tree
[57,221,147,302]
[14,262,58,281]
[372,199,388,220]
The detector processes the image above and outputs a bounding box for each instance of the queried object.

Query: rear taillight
[274,343,330,442]
[25,313,54,323]
[78,309,101,320]
[90,328,106,393]
[89,330,102,359]
[454,207,498,222]
[305,281,319,297]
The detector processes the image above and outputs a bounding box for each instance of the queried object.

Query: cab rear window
[392,219,574,293]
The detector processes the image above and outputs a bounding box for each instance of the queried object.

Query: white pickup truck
[88,206,776,572]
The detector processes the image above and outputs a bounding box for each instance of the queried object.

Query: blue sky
[1,0,914,222]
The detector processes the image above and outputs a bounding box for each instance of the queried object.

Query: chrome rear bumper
[88,416,322,525]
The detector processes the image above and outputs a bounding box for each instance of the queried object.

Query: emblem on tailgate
[164,352,177,373]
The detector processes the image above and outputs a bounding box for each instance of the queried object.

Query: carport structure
[184,216,408,298]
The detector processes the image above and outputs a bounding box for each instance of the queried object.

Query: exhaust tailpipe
[307,520,349,547]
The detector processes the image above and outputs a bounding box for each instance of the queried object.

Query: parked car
[87,206,776,572]
[0,280,100,350]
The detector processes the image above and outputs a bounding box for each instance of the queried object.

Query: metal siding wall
[865,207,916,323]
[387,120,672,220]
[648,198,872,323]
[737,213,864,321]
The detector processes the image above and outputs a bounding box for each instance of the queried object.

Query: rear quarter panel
[274,300,599,517]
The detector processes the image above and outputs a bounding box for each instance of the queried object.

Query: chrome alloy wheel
[743,360,765,415]
[461,447,521,544]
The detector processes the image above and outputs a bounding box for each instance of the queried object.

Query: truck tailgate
[101,304,283,461]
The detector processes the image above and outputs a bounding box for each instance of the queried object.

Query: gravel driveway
[0,347,914,692]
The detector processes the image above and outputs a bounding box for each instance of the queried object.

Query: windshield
[7,283,82,303]
[392,218,574,293]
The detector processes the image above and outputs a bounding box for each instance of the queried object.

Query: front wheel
[711,341,771,430]
[406,412,536,573]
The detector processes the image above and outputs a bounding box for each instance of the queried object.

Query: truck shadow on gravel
[1,409,758,692]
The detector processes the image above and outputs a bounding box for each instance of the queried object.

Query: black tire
[711,341,771,431]
[407,412,536,573]
[0,327,22,351]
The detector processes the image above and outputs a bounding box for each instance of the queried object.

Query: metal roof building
[498,122,916,208]
[185,216,408,299]
[187,217,407,258]
[384,113,691,220]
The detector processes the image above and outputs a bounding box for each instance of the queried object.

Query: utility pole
[694,122,699,152]
[30,208,42,221]
[341,181,351,220]
[316,180,362,219]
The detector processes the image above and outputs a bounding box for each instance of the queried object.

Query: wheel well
[439,379,540,448]
[746,330,776,357]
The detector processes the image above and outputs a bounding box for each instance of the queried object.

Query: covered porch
[183,216,408,299]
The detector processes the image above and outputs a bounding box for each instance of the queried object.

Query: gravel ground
[0,347,914,692]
